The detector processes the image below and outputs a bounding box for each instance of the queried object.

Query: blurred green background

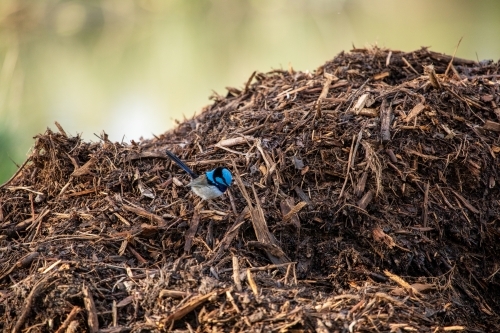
[1,0,499,183]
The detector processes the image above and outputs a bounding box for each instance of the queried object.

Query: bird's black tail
[165,149,198,178]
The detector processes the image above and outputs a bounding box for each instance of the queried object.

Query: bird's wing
[165,149,198,178]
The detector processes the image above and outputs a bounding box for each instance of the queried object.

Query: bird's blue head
[206,167,233,193]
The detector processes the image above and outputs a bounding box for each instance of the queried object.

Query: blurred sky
[1,0,499,182]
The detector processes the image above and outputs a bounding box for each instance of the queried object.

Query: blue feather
[206,167,233,193]
[165,149,198,178]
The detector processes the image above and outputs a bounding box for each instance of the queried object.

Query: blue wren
[165,149,232,200]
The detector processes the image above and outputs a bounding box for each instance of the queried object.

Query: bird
[165,149,232,200]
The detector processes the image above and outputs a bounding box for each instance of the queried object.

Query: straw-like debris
[1,47,499,332]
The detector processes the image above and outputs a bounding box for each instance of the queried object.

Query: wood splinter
[380,99,393,143]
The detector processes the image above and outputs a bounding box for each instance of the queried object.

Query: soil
[1,47,500,332]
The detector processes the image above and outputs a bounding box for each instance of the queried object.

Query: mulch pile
[1,47,500,332]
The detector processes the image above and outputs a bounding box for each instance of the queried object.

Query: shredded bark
[1,47,499,332]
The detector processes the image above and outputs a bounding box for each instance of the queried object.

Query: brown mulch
[1,47,500,332]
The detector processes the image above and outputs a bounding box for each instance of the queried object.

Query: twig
[122,204,165,226]
[445,37,463,77]
[184,207,201,253]
[423,182,429,226]
[12,275,51,333]
[380,99,392,142]
[232,255,242,292]
[82,283,99,333]
[0,156,32,190]
[402,57,419,75]
[315,72,336,118]
[343,78,371,113]
[0,251,40,281]
[338,134,356,201]
[163,289,224,325]
[55,306,81,333]
[243,71,256,94]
